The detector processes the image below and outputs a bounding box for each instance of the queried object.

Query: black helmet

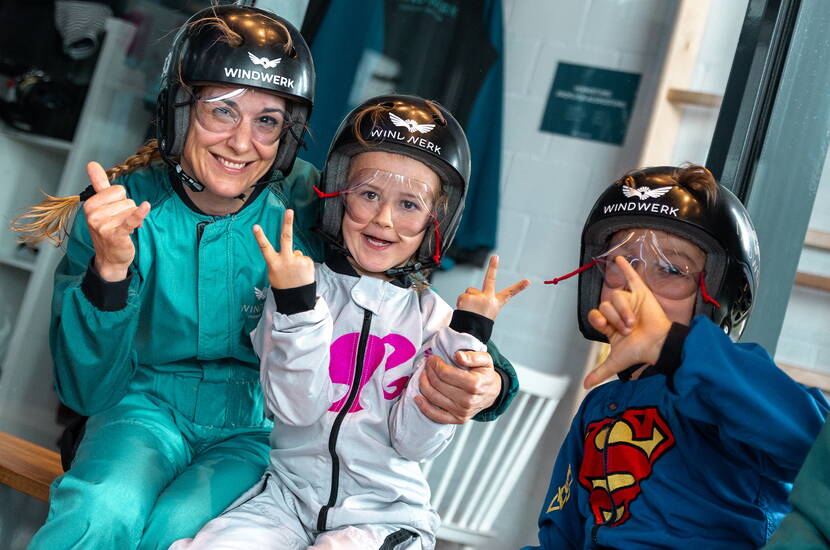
[156,5,314,188]
[317,94,471,275]
[578,166,760,341]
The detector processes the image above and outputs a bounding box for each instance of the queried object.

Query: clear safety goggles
[314,169,444,263]
[546,229,720,306]
[190,88,294,145]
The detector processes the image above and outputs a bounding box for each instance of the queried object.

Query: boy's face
[599,228,706,325]
[341,152,440,275]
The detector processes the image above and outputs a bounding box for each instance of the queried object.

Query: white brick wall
[431,1,750,548]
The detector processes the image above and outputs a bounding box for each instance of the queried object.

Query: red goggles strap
[698,272,720,308]
[544,259,598,285]
[431,217,442,265]
[313,186,340,198]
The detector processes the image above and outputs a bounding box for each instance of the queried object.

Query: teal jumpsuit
[28,159,517,550]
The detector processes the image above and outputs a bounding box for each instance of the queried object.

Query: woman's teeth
[217,156,248,169]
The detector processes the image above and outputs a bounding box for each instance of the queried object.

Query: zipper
[196,221,210,244]
[317,308,373,531]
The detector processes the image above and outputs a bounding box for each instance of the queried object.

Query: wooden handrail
[779,363,830,393]
[667,88,723,108]
[805,229,830,251]
[0,431,62,502]
[795,272,830,292]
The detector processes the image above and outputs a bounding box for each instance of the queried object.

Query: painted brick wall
[431,2,749,548]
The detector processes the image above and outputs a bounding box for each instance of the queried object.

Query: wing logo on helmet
[389,113,435,134]
[622,184,673,201]
[247,52,281,69]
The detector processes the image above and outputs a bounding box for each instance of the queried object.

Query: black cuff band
[449,310,494,343]
[653,322,691,391]
[81,258,131,312]
[272,282,317,315]
[479,366,510,415]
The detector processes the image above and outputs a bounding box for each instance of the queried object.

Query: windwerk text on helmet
[223,67,294,89]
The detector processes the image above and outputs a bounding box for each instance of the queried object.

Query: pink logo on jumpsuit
[328,333,416,413]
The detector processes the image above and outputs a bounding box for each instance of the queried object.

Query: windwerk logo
[622,185,673,201]
[254,286,267,301]
[248,52,281,69]
[389,113,435,134]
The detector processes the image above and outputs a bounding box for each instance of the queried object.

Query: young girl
[170,95,529,549]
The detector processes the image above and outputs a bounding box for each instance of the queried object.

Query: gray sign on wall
[541,62,641,146]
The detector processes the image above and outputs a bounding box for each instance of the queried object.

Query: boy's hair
[615,163,718,207]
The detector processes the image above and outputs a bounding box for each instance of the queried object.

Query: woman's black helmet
[156,5,314,187]
[578,166,761,341]
[317,94,471,275]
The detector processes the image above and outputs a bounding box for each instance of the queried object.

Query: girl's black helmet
[579,166,761,341]
[317,94,471,273]
[156,5,314,180]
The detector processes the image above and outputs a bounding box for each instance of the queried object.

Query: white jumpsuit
[171,258,488,550]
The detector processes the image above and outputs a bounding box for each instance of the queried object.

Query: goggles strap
[698,273,721,308]
[313,186,340,198]
[544,259,598,285]
[431,217,442,265]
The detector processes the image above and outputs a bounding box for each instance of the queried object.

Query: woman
[14,6,516,550]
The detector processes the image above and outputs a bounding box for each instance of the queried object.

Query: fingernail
[458,351,469,362]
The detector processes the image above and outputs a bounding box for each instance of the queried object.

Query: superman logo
[578,407,675,526]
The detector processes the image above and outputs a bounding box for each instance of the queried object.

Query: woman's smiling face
[180,85,287,200]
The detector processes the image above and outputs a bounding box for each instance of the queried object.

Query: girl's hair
[10,140,162,246]
[617,162,719,206]
[351,100,446,148]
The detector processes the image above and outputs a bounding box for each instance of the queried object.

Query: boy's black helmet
[156,5,314,181]
[317,94,471,272]
[578,166,761,341]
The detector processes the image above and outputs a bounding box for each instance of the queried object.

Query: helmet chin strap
[173,162,269,202]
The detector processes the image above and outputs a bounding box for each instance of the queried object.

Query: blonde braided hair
[10,140,161,246]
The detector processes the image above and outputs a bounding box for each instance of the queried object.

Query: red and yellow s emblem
[578,407,675,526]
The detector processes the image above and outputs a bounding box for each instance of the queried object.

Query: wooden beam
[638,0,712,166]
[795,272,830,292]
[667,88,722,108]
[779,363,830,393]
[0,431,62,502]
[805,228,830,251]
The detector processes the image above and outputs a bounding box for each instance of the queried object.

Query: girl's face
[599,228,706,325]
[180,85,287,200]
[341,152,440,276]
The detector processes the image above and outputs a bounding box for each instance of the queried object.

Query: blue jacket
[525,316,829,550]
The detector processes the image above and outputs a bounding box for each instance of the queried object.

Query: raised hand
[583,255,672,389]
[84,161,151,281]
[253,209,315,290]
[456,255,530,320]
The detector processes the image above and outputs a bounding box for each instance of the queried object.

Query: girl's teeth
[367,236,389,246]
[218,157,246,169]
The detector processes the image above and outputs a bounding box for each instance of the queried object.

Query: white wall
[431,1,749,548]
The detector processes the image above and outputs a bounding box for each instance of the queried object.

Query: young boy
[527,165,829,549]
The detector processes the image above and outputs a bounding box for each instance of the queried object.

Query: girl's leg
[168,472,309,550]
[311,525,425,550]
[28,395,188,550]
[138,428,271,550]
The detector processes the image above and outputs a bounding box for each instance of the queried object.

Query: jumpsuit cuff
[652,322,691,391]
[81,257,132,312]
[479,366,511,416]
[272,282,317,315]
[450,310,494,343]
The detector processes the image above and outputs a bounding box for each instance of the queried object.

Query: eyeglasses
[340,169,438,237]
[545,229,720,307]
[191,88,294,145]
